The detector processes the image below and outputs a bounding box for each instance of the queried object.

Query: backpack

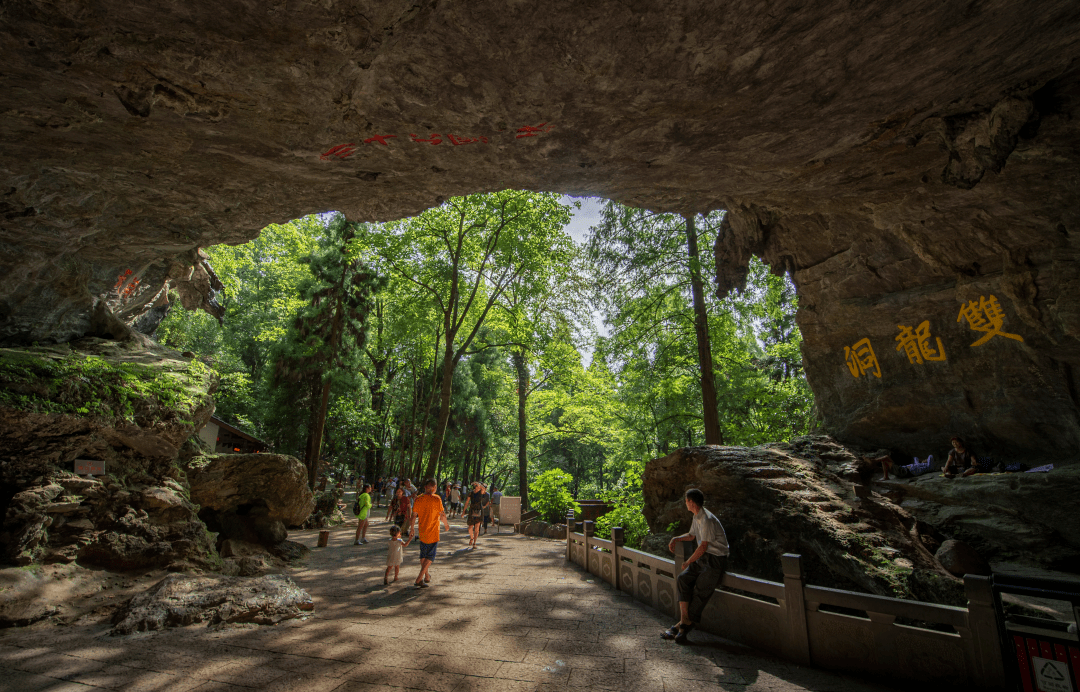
[353,499,361,515]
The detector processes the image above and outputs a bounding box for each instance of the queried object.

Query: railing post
[612,527,624,591]
[583,520,600,574]
[964,575,1006,688]
[780,554,811,665]
[565,511,574,562]
[674,538,689,577]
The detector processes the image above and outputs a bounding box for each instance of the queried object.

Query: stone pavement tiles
[0,517,919,691]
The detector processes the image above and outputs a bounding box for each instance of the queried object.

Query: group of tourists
[348,476,504,588]
[347,471,729,646]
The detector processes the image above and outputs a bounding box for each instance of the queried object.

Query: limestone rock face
[643,442,955,600]
[878,465,1080,571]
[186,453,315,528]
[935,539,992,578]
[0,341,218,569]
[2,1,1080,457]
[110,573,313,635]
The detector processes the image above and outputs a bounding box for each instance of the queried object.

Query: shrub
[529,469,580,523]
[594,470,649,548]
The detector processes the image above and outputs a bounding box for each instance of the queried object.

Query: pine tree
[272,216,386,489]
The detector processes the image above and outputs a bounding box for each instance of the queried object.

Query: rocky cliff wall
[643,440,964,602]
[2,1,1080,456]
[0,339,221,568]
[643,438,1080,603]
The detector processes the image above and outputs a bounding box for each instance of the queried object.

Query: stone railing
[566,515,1006,689]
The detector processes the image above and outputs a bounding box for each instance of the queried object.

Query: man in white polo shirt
[662,487,729,644]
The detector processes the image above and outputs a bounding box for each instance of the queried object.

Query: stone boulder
[300,488,345,530]
[187,453,314,526]
[110,573,314,635]
[643,441,956,601]
[519,520,567,540]
[186,453,314,554]
[935,539,993,578]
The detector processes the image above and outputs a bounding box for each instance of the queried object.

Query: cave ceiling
[2,0,1080,458]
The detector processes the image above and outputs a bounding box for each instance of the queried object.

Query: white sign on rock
[1032,656,1073,692]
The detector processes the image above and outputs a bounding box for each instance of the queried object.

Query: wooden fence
[566,515,1006,689]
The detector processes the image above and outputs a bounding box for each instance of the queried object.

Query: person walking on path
[489,487,502,532]
[450,484,461,517]
[662,488,729,644]
[387,486,409,530]
[462,482,488,549]
[401,478,418,528]
[409,479,450,588]
[353,484,373,545]
[384,525,411,585]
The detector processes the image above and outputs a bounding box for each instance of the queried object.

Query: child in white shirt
[385,525,411,585]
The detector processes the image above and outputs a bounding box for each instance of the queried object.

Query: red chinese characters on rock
[515,122,553,138]
[447,134,489,145]
[113,269,140,299]
[319,123,548,159]
[409,133,443,145]
[320,143,357,160]
[363,135,398,146]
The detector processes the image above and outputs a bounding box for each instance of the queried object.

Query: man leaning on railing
[662,487,730,644]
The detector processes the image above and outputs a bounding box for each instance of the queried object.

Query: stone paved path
[0,516,914,691]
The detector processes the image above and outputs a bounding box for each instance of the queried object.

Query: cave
[2,1,1080,461]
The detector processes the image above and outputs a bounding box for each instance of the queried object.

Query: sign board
[501,496,521,528]
[1032,657,1073,692]
[74,459,105,476]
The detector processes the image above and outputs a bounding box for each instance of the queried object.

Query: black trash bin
[991,573,1080,692]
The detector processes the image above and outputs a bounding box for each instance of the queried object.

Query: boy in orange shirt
[409,479,450,588]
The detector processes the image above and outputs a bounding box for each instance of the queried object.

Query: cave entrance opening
[149,190,814,511]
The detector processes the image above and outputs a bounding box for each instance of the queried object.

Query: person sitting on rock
[943,437,979,478]
[895,455,936,478]
[863,453,894,481]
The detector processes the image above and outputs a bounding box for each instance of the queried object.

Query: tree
[588,204,726,444]
[372,191,573,480]
[272,216,386,488]
[495,244,585,507]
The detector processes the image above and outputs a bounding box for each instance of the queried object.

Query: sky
[560,195,610,364]
[561,195,606,244]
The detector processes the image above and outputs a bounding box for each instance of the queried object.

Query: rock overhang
[2,0,1080,458]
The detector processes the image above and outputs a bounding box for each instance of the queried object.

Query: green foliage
[0,348,212,426]
[269,215,386,476]
[594,471,649,549]
[529,468,581,523]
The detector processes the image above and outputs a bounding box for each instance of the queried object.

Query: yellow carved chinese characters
[957,295,1024,347]
[895,321,946,364]
[844,338,881,378]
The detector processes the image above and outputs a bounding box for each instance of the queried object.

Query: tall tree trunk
[414,332,442,479]
[683,213,723,445]
[404,366,419,476]
[304,375,333,489]
[473,444,484,486]
[424,343,455,479]
[453,442,469,485]
[512,349,530,507]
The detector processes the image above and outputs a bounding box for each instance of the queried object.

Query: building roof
[210,416,268,448]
